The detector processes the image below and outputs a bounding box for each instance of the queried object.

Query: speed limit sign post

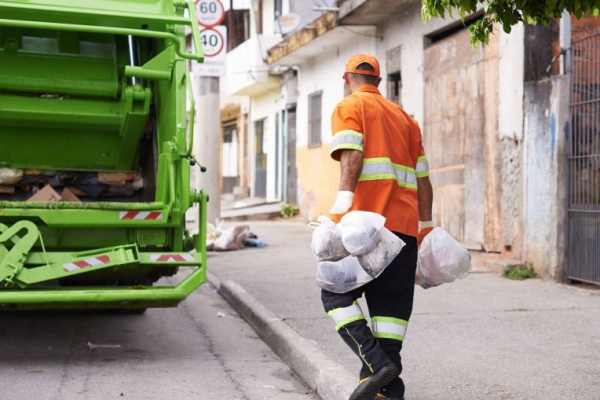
[194,25,227,76]
[194,0,227,76]
[195,0,225,28]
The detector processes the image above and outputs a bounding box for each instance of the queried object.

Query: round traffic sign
[201,28,225,57]
[195,0,225,28]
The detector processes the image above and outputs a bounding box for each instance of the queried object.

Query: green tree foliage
[422,0,600,45]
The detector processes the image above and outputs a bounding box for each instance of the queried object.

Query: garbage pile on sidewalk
[207,222,265,252]
[0,167,144,202]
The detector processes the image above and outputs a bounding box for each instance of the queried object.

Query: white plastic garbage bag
[357,227,405,278]
[0,168,23,185]
[316,256,373,293]
[338,211,386,256]
[313,211,400,292]
[310,216,349,261]
[416,227,472,288]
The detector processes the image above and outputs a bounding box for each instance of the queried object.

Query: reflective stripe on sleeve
[331,130,364,154]
[372,316,408,341]
[328,301,365,331]
[360,157,418,190]
[416,155,430,178]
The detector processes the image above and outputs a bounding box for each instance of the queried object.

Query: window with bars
[387,71,402,106]
[386,45,402,106]
[308,91,322,147]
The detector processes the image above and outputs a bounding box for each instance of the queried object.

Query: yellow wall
[221,105,249,191]
[296,144,340,222]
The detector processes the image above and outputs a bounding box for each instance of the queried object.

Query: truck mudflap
[0,221,206,310]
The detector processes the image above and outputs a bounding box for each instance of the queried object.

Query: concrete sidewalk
[220,195,284,221]
[206,220,600,400]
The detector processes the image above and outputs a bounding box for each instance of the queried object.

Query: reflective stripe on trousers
[372,316,408,342]
[328,301,365,331]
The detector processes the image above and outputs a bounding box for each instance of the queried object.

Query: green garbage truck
[0,0,208,311]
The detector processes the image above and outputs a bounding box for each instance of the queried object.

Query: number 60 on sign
[195,0,225,28]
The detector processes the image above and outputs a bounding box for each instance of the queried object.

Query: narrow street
[0,282,317,400]
[0,1,599,400]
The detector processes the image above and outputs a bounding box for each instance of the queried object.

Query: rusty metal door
[567,33,600,285]
[423,28,502,251]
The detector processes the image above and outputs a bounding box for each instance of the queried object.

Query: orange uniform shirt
[330,85,429,237]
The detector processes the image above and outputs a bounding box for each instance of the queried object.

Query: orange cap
[344,53,380,77]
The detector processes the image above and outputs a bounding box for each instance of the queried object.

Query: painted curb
[207,272,355,400]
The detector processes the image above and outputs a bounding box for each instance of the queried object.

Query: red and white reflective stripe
[150,254,195,262]
[63,255,111,272]
[119,211,163,220]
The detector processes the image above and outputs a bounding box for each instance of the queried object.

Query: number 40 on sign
[201,27,225,58]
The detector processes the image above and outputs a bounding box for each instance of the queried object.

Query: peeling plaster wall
[523,76,570,278]
[498,25,525,256]
[501,136,523,254]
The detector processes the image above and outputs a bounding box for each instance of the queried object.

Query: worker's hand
[329,191,354,223]
[417,221,434,247]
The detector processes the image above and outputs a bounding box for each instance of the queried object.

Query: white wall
[498,24,525,141]
[251,0,276,36]
[295,33,377,147]
[288,0,337,31]
[251,90,281,201]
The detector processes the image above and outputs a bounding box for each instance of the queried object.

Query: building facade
[224,0,335,205]
[219,0,600,284]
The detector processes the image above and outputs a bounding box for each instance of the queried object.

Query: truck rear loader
[0,0,208,312]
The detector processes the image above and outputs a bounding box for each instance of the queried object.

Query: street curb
[207,272,355,400]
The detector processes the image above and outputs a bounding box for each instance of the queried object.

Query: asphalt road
[0,280,318,400]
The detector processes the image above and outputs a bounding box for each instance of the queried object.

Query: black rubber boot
[349,363,399,400]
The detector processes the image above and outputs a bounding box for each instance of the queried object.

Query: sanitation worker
[323,53,434,400]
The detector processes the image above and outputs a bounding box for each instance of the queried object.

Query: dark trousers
[321,232,417,398]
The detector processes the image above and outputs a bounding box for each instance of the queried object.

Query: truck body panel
[0,0,207,310]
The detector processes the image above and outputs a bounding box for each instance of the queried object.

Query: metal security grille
[308,91,322,147]
[567,32,600,285]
